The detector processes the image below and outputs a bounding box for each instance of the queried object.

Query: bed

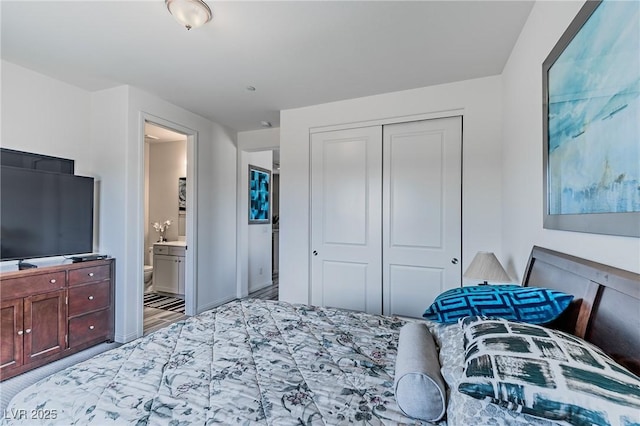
[3,246,639,425]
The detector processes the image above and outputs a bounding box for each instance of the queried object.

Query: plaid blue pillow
[422,285,573,324]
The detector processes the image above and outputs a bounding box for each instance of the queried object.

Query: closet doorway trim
[309,108,464,135]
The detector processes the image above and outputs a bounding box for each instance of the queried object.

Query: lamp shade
[166,0,212,30]
[463,251,511,284]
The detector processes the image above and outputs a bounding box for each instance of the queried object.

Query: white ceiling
[1,1,534,132]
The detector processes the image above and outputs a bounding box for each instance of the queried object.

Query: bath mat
[143,292,185,314]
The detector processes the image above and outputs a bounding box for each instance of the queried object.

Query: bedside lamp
[463,251,511,285]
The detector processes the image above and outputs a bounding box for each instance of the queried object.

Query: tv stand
[17,260,38,270]
[0,258,115,381]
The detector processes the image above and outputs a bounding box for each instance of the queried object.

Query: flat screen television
[1,166,94,261]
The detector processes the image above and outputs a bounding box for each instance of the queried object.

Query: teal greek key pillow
[422,285,573,324]
[458,316,640,426]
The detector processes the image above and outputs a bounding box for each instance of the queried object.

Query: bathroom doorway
[143,121,190,334]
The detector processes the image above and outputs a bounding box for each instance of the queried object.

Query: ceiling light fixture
[260,121,272,128]
[165,0,212,30]
[145,134,160,140]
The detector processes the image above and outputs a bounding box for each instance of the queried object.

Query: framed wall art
[248,165,271,224]
[178,177,186,211]
[542,0,639,237]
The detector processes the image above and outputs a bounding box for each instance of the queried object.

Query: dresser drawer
[1,272,65,300]
[68,265,110,287]
[68,310,109,348]
[68,281,110,317]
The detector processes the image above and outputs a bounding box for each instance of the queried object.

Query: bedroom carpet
[0,342,120,413]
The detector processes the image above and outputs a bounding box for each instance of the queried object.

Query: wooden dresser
[0,258,114,381]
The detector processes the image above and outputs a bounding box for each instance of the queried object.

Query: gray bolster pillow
[394,322,447,422]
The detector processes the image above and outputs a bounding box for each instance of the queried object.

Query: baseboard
[115,330,140,344]
[249,280,273,293]
[197,295,236,314]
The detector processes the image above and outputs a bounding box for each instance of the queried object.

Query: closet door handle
[451,258,459,264]
[313,250,318,256]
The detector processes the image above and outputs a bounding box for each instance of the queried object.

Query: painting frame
[248,165,271,225]
[542,0,640,237]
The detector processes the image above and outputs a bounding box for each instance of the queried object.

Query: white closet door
[310,126,382,314]
[382,117,462,317]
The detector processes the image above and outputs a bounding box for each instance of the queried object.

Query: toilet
[144,265,153,292]
[144,247,153,293]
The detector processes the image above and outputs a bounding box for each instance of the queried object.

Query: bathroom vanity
[153,241,186,296]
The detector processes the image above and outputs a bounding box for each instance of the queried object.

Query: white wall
[1,61,239,342]
[246,151,273,292]
[89,85,130,337]
[237,127,280,151]
[121,87,238,339]
[198,121,238,311]
[1,61,93,175]
[236,128,279,297]
[279,76,504,304]
[148,139,187,245]
[501,1,640,277]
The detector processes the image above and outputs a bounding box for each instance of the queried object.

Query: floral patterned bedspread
[5,299,563,426]
[4,299,435,425]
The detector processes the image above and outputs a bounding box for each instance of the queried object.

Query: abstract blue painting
[248,165,271,224]
[547,0,639,216]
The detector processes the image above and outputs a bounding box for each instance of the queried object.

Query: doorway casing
[138,112,198,337]
[236,129,280,299]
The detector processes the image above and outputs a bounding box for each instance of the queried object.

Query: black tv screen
[1,166,94,261]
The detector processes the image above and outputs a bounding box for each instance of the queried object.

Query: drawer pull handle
[17,330,23,336]
[88,272,95,277]
[89,325,95,330]
[50,279,57,284]
[88,296,94,300]
[25,329,31,334]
